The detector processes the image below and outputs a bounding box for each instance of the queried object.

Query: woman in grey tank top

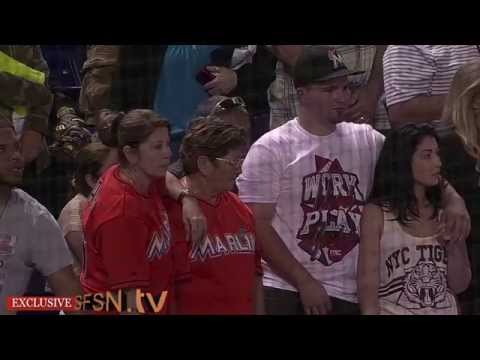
[357,124,471,315]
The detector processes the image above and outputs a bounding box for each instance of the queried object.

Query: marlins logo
[146,219,172,261]
[328,48,345,69]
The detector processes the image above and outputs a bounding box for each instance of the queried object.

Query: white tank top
[378,212,458,315]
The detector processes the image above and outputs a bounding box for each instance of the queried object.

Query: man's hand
[438,205,471,246]
[204,66,238,96]
[20,130,44,164]
[342,87,378,124]
[182,196,207,245]
[297,277,332,315]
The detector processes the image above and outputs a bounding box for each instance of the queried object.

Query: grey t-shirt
[0,189,73,314]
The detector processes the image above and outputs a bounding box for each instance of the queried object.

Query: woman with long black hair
[358,124,471,315]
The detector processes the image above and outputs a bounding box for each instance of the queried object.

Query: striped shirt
[384,45,480,132]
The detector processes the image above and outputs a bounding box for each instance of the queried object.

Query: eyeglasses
[215,157,245,168]
[210,97,247,115]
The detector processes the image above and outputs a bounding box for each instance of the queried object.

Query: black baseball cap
[293,46,364,88]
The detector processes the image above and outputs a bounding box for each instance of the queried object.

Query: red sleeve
[167,203,191,282]
[98,217,151,290]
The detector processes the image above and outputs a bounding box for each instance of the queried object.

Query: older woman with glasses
[163,119,264,314]
[165,96,252,245]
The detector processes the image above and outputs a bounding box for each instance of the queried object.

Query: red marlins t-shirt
[165,192,263,315]
[81,165,174,314]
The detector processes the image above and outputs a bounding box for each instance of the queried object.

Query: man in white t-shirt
[237,46,471,315]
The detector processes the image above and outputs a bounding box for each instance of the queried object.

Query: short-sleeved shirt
[237,119,384,303]
[165,192,262,314]
[154,45,221,137]
[384,45,480,133]
[82,165,174,314]
[0,189,73,314]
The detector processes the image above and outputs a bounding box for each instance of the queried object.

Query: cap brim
[299,69,365,87]
[313,68,364,83]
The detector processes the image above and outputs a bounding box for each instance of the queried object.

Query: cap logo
[328,48,344,69]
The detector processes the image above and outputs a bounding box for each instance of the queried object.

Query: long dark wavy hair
[369,123,447,225]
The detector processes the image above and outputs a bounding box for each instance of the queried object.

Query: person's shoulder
[222,192,253,215]
[10,189,63,234]
[93,165,126,203]
[338,123,385,146]
[385,45,432,60]
[11,188,54,219]
[61,193,86,212]
[253,118,299,148]
[84,169,129,228]
[338,122,377,135]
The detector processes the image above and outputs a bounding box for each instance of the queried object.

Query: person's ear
[122,145,139,165]
[197,155,214,176]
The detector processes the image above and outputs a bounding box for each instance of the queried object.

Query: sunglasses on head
[211,97,247,115]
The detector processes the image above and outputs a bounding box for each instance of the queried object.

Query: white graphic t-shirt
[379,213,458,315]
[237,119,384,302]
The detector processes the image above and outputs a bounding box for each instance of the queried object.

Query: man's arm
[269,46,304,75]
[248,202,331,315]
[78,45,120,125]
[22,46,53,137]
[343,45,387,123]
[365,45,387,100]
[48,265,83,296]
[254,275,265,315]
[383,45,442,128]
[0,47,53,163]
[440,183,471,243]
[32,212,80,295]
[388,95,446,129]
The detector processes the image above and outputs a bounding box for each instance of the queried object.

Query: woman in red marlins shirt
[81,109,174,314]
[165,118,264,314]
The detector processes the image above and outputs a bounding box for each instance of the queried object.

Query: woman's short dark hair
[96,108,170,165]
[369,123,446,225]
[181,117,248,175]
[74,142,111,197]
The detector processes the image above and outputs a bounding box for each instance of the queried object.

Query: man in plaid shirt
[268,45,389,133]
